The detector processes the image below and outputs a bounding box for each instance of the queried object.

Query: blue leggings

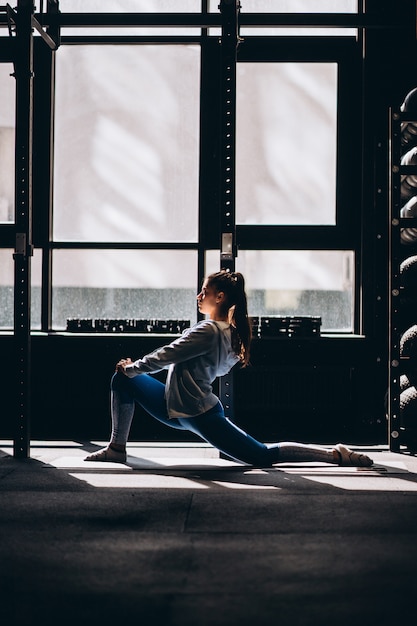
[110,372,336,466]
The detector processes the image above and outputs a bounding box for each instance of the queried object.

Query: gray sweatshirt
[124,319,240,418]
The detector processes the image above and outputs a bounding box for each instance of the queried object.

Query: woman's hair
[206,270,252,367]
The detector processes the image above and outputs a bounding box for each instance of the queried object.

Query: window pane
[58,1,201,36]
[0,249,41,329]
[31,250,42,330]
[236,250,354,332]
[59,0,200,9]
[205,250,221,277]
[52,250,198,329]
[0,249,13,328]
[53,45,200,242]
[236,63,337,225]
[0,65,15,223]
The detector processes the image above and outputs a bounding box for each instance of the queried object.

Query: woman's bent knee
[111,371,127,391]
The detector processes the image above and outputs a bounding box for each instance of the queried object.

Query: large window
[0,6,362,333]
[54,45,200,242]
[52,37,355,332]
[52,44,201,330]
[236,62,337,225]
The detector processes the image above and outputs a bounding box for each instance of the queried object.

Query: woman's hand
[116,357,133,374]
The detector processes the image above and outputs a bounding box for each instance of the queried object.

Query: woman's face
[197,279,220,316]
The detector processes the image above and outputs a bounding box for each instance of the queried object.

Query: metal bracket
[15,232,26,255]
[32,14,59,50]
[221,232,234,262]
[13,233,33,259]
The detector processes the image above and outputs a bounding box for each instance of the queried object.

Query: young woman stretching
[85,270,373,468]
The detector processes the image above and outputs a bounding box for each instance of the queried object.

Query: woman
[85,270,373,468]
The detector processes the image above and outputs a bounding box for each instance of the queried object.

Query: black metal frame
[217,0,240,421]
[11,0,34,457]
[3,0,58,457]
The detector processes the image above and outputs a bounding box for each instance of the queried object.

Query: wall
[0,333,387,445]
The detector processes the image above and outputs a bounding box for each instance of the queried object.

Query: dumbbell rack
[388,108,417,452]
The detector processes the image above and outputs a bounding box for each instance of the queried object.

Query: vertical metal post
[219,0,240,273]
[219,0,241,422]
[388,109,401,452]
[13,0,34,458]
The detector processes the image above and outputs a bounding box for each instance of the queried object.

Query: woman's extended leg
[180,406,335,466]
[179,406,373,467]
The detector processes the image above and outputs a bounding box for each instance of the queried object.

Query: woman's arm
[120,321,218,377]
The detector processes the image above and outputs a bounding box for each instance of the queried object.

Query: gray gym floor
[1,441,416,626]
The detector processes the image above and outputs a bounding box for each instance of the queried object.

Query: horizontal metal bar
[236,224,358,250]
[45,241,200,250]
[26,12,222,28]
[240,13,404,29]
[0,12,406,30]
[54,35,360,48]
